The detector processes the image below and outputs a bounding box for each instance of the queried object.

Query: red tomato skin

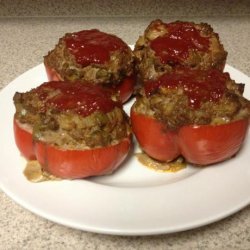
[130,107,180,161]
[13,118,36,160]
[115,75,135,103]
[131,107,249,165]
[44,64,134,103]
[34,137,131,179]
[44,64,63,81]
[178,119,249,165]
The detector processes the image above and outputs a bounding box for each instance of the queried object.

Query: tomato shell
[131,106,249,165]
[178,119,249,165]
[44,64,63,81]
[44,64,135,103]
[34,137,131,179]
[130,107,180,161]
[115,75,135,103]
[13,118,36,160]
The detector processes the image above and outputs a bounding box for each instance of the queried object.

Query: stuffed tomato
[44,29,135,103]
[131,68,250,165]
[13,81,132,179]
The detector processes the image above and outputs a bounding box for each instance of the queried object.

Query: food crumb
[136,153,186,173]
[24,160,61,182]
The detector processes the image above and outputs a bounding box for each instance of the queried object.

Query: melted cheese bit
[24,160,61,182]
[136,153,186,172]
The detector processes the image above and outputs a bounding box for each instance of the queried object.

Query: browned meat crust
[44,31,134,86]
[134,19,227,83]
[133,71,250,130]
[13,83,131,150]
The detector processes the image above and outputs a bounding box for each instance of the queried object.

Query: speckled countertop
[0,1,250,249]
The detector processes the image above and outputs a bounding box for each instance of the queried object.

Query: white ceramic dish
[0,64,249,236]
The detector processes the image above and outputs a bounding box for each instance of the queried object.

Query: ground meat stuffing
[44,29,134,86]
[133,69,250,130]
[32,107,130,149]
[13,81,131,150]
[134,19,227,83]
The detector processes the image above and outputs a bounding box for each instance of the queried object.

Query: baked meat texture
[44,29,134,86]
[133,69,250,130]
[13,81,131,150]
[134,19,227,82]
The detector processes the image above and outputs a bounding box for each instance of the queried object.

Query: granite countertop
[0,15,250,249]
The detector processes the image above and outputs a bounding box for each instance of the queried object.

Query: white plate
[0,64,249,236]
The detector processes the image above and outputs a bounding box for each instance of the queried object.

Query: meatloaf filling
[44,29,134,86]
[133,69,250,130]
[134,19,227,82]
[13,81,131,150]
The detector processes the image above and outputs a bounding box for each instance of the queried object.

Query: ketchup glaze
[150,22,210,64]
[37,81,120,117]
[145,69,229,109]
[64,29,128,66]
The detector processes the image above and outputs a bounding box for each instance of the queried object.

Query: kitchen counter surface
[0,16,250,249]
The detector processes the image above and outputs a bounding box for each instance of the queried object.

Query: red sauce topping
[37,81,120,117]
[150,22,210,64]
[145,69,229,109]
[64,29,128,66]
